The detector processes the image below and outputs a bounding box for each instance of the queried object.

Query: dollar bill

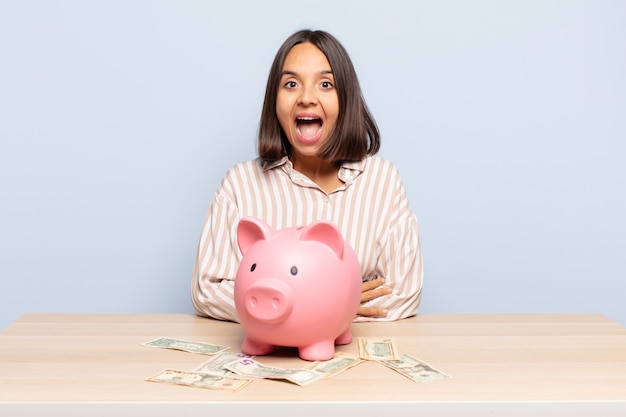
[225,357,323,386]
[357,337,400,361]
[380,353,450,382]
[194,352,253,376]
[305,352,364,378]
[143,337,229,355]
[146,369,253,392]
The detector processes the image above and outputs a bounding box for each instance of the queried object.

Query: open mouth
[295,116,323,142]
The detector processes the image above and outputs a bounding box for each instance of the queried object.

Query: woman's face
[276,42,339,161]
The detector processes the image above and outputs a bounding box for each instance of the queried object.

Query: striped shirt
[191,155,423,322]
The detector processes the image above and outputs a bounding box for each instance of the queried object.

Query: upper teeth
[298,117,317,121]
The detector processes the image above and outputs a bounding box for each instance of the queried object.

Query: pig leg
[242,336,275,356]
[334,327,352,345]
[298,340,335,361]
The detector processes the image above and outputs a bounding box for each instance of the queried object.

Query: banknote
[357,337,400,361]
[380,353,450,382]
[143,337,229,355]
[194,352,253,376]
[146,369,253,392]
[225,357,323,386]
[305,352,364,378]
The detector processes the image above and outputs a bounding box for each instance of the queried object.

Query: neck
[292,155,342,193]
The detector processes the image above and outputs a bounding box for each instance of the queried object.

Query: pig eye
[250,263,256,272]
[290,266,298,276]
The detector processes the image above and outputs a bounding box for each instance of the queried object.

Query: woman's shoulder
[229,157,263,170]
[215,158,261,191]
[222,158,264,178]
[363,156,403,179]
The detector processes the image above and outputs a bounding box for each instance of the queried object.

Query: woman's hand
[357,277,392,318]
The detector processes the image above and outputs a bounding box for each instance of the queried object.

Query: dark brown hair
[258,29,380,163]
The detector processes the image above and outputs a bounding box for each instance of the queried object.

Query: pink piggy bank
[234,216,362,361]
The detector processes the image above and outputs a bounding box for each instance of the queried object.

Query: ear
[237,216,273,255]
[300,220,344,259]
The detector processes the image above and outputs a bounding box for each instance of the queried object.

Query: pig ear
[300,220,344,259]
[237,216,273,255]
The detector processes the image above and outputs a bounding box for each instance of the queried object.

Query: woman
[192,29,422,322]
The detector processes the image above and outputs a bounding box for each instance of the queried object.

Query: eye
[250,263,256,272]
[321,80,334,89]
[284,80,297,89]
[290,266,298,276]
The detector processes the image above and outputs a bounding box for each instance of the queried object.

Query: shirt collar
[338,158,367,184]
[261,156,291,172]
[341,158,367,173]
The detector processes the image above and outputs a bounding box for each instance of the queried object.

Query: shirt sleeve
[191,185,242,323]
[354,166,423,322]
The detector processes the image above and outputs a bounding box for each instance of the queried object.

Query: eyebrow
[281,70,333,76]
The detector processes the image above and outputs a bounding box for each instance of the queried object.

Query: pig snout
[243,279,294,323]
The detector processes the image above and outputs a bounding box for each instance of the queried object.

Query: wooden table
[1,313,625,416]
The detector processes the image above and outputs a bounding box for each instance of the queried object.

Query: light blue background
[1,1,625,330]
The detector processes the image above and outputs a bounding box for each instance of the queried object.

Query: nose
[298,83,318,106]
[244,279,293,323]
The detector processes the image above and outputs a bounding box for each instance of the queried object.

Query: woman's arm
[191,190,242,322]
[354,162,423,321]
